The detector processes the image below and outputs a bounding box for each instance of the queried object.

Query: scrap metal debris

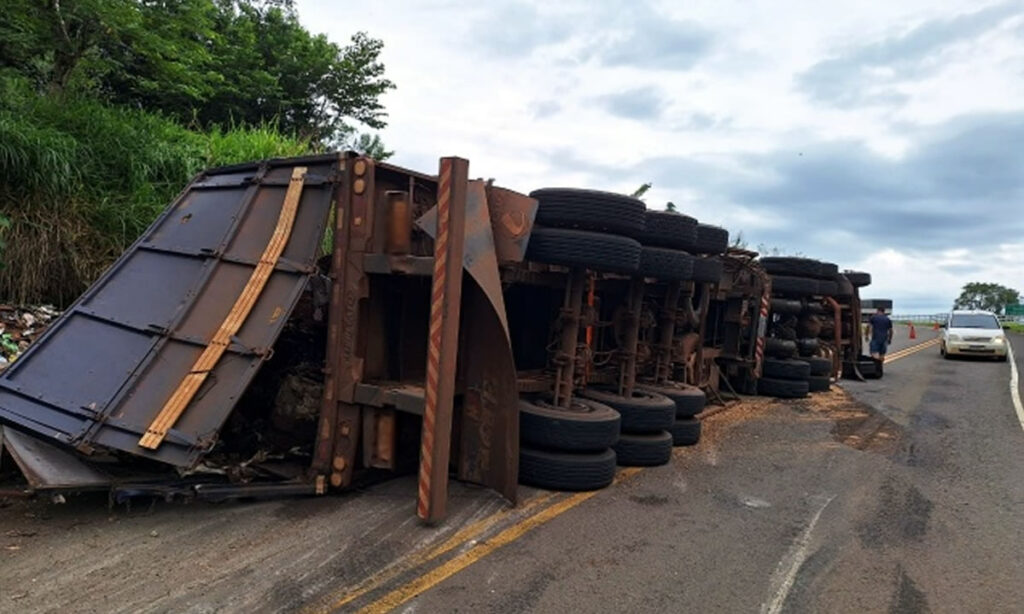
[0,305,59,370]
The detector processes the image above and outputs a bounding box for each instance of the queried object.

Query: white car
[940,310,1009,361]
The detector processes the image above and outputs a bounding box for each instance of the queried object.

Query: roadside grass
[0,75,311,305]
[1002,322,1024,333]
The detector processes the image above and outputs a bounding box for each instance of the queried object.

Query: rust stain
[269,306,284,324]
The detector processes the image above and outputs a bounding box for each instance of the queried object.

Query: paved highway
[2,328,1022,613]
[354,329,1024,613]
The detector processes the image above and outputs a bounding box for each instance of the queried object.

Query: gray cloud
[596,86,666,120]
[531,100,562,119]
[591,12,713,70]
[471,3,573,57]
[542,112,1024,268]
[799,1,1021,106]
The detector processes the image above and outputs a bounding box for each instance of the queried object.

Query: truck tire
[639,247,694,281]
[797,315,823,338]
[807,356,832,376]
[765,338,797,358]
[808,375,831,392]
[760,257,821,278]
[580,387,676,433]
[774,325,797,341]
[796,337,819,356]
[635,383,706,418]
[613,431,673,466]
[834,276,854,298]
[762,357,811,380]
[771,275,819,296]
[817,280,839,297]
[693,224,729,254]
[803,302,825,315]
[519,447,616,491]
[530,188,646,238]
[692,256,724,283]
[845,271,872,287]
[818,261,839,278]
[668,418,701,446]
[526,227,641,274]
[770,298,803,315]
[758,377,810,399]
[519,397,620,452]
[642,210,698,250]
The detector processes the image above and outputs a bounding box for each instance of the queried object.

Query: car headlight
[994,337,1005,345]
[949,334,961,341]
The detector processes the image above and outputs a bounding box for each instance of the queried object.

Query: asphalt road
[2,328,1022,613]
[374,329,1024,613]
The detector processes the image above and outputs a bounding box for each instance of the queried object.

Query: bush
[0,75,311,305]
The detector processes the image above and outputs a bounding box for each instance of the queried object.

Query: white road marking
[1008,342,1024,433]
[760,494,836,614]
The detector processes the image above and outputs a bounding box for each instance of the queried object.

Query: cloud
[540,111,1024,278]
[531,100,562,119]
[470,3,574,57]
[799,1,1022,106]
[595,86,666,120]
[591,11,713,70]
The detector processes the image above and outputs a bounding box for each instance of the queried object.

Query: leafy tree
[0,0,394,145]
[665,201,677,212]
[631,182,652,199]
[953,282,1020,314]
[349,133,393,161]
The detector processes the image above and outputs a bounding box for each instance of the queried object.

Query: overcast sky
[298,0,1024,313]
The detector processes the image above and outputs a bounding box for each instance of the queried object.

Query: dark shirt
[869,313,892,343]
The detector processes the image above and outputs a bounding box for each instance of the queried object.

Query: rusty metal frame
[417,157,469,523]
[553,269,587,407]
[313,154,374,489]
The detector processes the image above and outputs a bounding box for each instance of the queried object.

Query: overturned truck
[0,152,785,521]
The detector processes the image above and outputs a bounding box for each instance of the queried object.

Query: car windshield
[950,314,1001,329]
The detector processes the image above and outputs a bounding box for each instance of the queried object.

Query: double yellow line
[307,468,643,614]
[311,340,940,612]
[885,337,941,363]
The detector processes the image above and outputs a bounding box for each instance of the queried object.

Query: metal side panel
[1,426,113,491]
[0,155,340,468]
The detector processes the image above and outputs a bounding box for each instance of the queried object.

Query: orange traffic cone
[909,323,917,339]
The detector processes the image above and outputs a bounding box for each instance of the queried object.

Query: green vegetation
[954,282,1021,315]
[1002,322,1024,333]
[0,1,394,305]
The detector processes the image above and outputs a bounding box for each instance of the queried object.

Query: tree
[953,282,1020,314]
[0,0,395,145]
[349,133,393,161]
[631,182,651,199]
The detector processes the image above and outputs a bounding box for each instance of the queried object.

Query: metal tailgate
[0,155,339,468]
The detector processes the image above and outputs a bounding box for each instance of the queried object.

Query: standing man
[866,306,893,377]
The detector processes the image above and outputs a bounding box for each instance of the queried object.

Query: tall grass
[0,75,311,305]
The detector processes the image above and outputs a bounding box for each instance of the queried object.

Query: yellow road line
[355,468,643,614]
[308,491,558,613]
[885,338,940,363]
